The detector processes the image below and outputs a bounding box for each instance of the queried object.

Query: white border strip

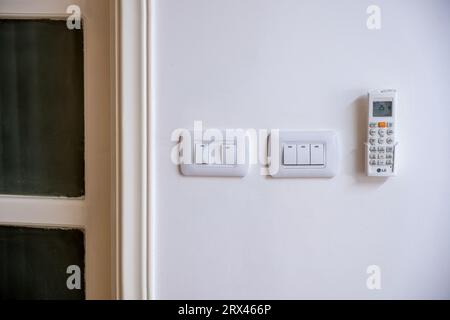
[147,0,157,300]
[118,0,148,300]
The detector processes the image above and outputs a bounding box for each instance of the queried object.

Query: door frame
[115,0,153,300]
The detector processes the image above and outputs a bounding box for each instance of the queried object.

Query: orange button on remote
[378,122,387,128]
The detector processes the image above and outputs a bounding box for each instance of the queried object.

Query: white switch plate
[268,130,339,178]
[180,130,249,177]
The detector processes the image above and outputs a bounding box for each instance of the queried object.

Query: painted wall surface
[152,0,450,299]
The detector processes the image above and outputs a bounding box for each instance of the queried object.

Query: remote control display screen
[373,101,393,117]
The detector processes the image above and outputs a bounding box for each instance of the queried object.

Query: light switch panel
[269,131,339,178]
[180,130,249,177]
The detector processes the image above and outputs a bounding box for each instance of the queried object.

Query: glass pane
[0,225,85,300]
[0,19,84,197]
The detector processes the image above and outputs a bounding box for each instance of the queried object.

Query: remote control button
[386,146,393,152]
[378,129,385,137]
[386,160,393,165]
[386,137,393,144]
[370,160,377,166]
[369,129,377,136]
[378,138,384,144]
[386,153,393,159]
[378,154,385,159]
[369,123,377,128]
[369,139,376,145]
[378,146,385,152]
[369,153,377,159]
[377,160,385,166]
[369,146,377,152]
[387,129,394,135]
[378,122,387,128]
[387,122,394,128]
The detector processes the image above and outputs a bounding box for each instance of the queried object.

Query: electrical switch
[310,144,324,165]
[224,144,236,165]
[283,144,297,165]
[297,144,310,165]
[209,143,223,165]
[195,143,209,164]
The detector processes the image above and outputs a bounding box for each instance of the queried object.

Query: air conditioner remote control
[366,89,398,176]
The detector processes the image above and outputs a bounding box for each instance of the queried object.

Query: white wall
[152,0,450,299]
